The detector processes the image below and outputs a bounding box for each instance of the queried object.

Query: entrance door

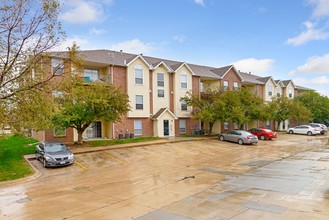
[163,120,169,136]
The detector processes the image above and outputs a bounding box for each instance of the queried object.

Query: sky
[56,0,329,96]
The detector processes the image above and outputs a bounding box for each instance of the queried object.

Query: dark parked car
[35,141,74,168]
[248,128,278,140]
[219,130,258,145]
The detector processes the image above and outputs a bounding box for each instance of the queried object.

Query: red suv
[248,128,278,140]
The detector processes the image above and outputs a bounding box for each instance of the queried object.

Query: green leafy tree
[290,99,312,125]
[52,78,130,144]
[181,88,224,135]
[296,91,329,125]
[268,97,292,130]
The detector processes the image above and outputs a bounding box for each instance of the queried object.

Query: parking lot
[1,134,329,219]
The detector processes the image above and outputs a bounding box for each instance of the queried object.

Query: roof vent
[120,50,123,55]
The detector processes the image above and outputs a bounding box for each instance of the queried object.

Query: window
[180,73,187,88]
[84,69,99,82]
[135,95,143,110]
[233,82,238,91]
[266,120,270,129]
[158,89,164,98]
[135,68,143,84]
[234,122,238,129]
[276,87,281,97]
[54,128,66,137]
[288,89,292,98]
[200,82,204,92]
[223,81,229,91]
[181,100,187,111]
[157,73,164,87]
[52,90,63,98]
[224,122,229,130]
[134,120,142,135]
[52,59,64,75]
[268,85,273,96]
[179,120,186,133]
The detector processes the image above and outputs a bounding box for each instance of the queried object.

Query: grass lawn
[0,135,38,182]
[85,136,161,147]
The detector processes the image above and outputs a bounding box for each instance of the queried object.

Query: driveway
[1,134,329,219]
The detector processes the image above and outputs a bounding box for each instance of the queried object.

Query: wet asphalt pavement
[1,133,329,219]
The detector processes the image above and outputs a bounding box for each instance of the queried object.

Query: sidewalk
[71,136,216,155]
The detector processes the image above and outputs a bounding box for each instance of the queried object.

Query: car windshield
[45,143,67,153]
[264,129,272,132]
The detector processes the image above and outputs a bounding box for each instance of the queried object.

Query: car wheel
[289,130,293,134]
[43,159,48,168]
[269,138,272,140]
[307,131,312,136]
[219,135,224,141]
[238,139,244,145]
[260,135,265,140]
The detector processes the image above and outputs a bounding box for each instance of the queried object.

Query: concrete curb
[72,136,217,155]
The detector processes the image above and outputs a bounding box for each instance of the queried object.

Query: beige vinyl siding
[152,66,170,114]
[174,66,193,117]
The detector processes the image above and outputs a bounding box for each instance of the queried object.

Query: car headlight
[45,156,54,161]
[68,154,74,160]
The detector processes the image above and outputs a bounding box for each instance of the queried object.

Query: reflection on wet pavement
[1,134,329,219]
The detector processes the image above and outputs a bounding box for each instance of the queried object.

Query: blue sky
[57,0,329,96]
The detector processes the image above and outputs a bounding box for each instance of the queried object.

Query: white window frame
[135,66,143,85]
[179,120,186,133]
[181,100,187,111]
[52,59,64,75]
[180,73,187,89]
[158,89,164,98]
[288,88,292,98]
[268,85,273,96]
[53,128,66,137]
[223,81,229,91]
[157,73,164,87]
[234,122,238,129]
[233,82,238,91]
[135,95,143,110]
[224,122,229,130]
[134,120,142,135]
[84,69,99,82]
[200,82,204,92]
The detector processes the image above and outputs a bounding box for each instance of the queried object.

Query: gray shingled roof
[238,72,265,85]
[48,49,311,90]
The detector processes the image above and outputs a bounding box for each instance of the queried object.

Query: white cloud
[89,27,107,36]
[60,0,104,24]
[172,35,186,43]
[289,54,329,75]
[294,76,329,85]
[232,58,275,75]
[194,0,205,6]
[307,0,329,17]
[286,21,329,46]
[110,39,155,54]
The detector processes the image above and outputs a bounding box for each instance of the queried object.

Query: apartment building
[32,50,312,143]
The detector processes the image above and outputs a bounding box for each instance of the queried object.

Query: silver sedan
[219,130,258,145]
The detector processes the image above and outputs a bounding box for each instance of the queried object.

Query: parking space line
[128,147,154,158]
[100,152,127,164]
[74,161,89,171]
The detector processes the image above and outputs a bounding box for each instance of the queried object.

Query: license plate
[60,161,66,164]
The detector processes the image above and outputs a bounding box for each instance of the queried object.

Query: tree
[181,88,224,135]
[52,78,130,144]
[267,96,312,130]
[296,91,329,125]
[0,0,64,101]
